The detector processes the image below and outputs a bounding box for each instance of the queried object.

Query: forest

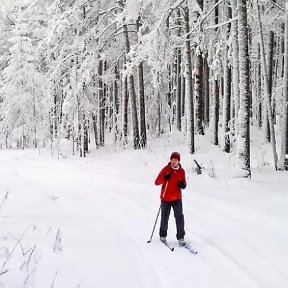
[0,0,288,176]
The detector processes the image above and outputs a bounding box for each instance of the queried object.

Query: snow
[1,135,288,288]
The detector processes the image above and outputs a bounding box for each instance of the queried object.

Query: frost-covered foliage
[0,0,52,148]
[0,0,287,173]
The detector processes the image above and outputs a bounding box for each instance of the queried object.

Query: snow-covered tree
[278,2,288,170]
[236,0,251,176]
[0,0,287,177]
[0,0,49,148]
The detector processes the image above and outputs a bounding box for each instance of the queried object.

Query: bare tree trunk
[181,73,185,117]
[77,96,84,157]
[136,17,147,148]
[262,30,275,141]
[128,73,140,149]
[71,55,83,156]
[280,22,285,78]
[92,112,99,149]
[176,9,182,131]
[171,55,177,128]
[82,6,88,156]
[80,111,85,157]
[256,44,262,128]
[211,0,220,146]
[176,48,182,131]
[236,0,251,176]
[98,60,105,146]
[84,113,89,155]
[267,31,274,102]
[21,108,25,150]
[91,72,99,149]
[194,0,204,135]
[183,5,194,154]
[194,53,204,135]
[157,91,161,137]
[122,74,128,145]
[278,6,288,170]
[138,61,146,147]
[222,3,232,152]
[118,0,127,146]
[203,53,210,126]
[32,84,37,148]
[113,64,120,144]
[167,64,172,108]
[123,24,140,149]
[256,0,278,170]
[103,61,110,133]
[231,0,240,137]
[211,79,219,145]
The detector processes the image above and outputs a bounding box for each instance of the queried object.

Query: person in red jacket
[155,152,187,246]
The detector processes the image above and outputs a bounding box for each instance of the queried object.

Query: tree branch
[182,0,225,38]
[205,17,237,30]
[271,1,285,12]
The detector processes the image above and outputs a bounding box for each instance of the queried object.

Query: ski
[161,240,174,251]
[165,242,175,251]
[182,243,197,254]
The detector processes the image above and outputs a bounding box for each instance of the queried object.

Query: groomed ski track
[1,148,288,288]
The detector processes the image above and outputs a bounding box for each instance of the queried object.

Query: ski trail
[2,150,288,288]
[185,192,288,288]
[46,179,177,288]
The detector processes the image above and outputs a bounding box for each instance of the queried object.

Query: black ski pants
[159,199,185,240]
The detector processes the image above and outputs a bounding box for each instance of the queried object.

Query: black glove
[178,181,186,189]
[164,173,171,181]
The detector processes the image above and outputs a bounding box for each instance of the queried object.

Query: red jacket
[155,163,186,201]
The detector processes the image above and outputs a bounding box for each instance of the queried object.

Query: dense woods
[0,0,288,175]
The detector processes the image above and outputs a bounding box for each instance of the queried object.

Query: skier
[155,152,187,246]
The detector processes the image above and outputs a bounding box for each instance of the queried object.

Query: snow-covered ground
[1,134,288,288]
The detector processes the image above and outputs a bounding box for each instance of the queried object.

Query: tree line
[0,0,287,175]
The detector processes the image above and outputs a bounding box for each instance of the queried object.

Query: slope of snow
[0,134,288,288]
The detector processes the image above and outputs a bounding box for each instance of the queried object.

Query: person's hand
[178,181,186,189]
[164,173,171,181]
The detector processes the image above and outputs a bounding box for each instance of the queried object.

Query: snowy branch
[165,0,186,19]
[85,6,121,32]
[98,23,137,51]
[182,0,225,38]
[97,24,122,51]
[97,20,119,39]
[270,1,285,12]
[205,17,238,30]
[168,25,184,30]
[0,12,15,26]
[46,51,77,84]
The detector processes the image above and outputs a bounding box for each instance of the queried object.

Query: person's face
[170,158,179,168]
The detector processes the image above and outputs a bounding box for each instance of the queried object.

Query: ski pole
[147,203,161,243]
